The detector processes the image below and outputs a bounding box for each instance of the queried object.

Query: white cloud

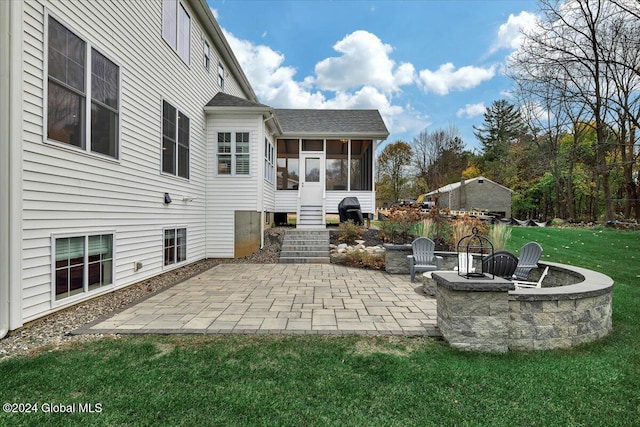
[314,30,415,93]
[491,11,538,53]
[457,103,486,118]
[223,28,424,137]
[209,7,219,19]
[418,63,496,95]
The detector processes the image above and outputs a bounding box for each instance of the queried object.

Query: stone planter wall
[383,244,412,274]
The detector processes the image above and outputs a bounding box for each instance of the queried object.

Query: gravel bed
[0,228,285,361]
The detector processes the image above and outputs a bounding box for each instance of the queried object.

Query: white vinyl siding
[19,0,249,323]
[207,114,262,258]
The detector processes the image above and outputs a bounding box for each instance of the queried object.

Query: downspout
[0,0,10,339]
[1,0,23,338]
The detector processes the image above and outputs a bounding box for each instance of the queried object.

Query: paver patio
[74,263,439,336]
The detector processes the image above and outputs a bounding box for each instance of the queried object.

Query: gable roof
[274,109,389,139]
[206,92,271,109]
[426,176,513,196]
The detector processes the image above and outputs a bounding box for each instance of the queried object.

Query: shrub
[344,249,385,270]
[336,221,365,244]
[378,206,423,244]
[488,222,512,251]
[449,215,490,250]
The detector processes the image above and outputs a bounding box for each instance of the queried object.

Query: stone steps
[279,229,330,264]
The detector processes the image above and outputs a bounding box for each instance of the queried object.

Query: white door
[300,153,325,206]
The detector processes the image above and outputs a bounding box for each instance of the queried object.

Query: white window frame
[51,231,115,306]
[264,138,275,183]
[203,40,210,71]
[217,131,251,176]
[161,99,190,179]
[44,13,121,160]
[218,62,225,90]
[163,227,187,267]
[163,0,191,65]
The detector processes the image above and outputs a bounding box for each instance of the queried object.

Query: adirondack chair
[514,266,550,289]
[513,242,543,280]
[407,237,443,282]
[482,251,518,279]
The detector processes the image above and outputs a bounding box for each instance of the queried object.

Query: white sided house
[0,0,389,337]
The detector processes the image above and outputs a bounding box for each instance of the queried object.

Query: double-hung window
[217,132,250,175]
[162,100,190,178]
[218,62,225,90]
[163,0,191,64]
[54,233,114,302]
[264,138,275,182]
[47,16,120,158]
[164,228,187,266]
[204,40,210,70]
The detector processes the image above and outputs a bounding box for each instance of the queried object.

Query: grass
[1,226,639,426]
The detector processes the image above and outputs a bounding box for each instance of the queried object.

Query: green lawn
[1,227,639,426]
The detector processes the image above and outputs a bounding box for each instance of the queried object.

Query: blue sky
[208,0,539,152]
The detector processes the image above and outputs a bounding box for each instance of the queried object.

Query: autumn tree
[411,125,468,192]
[376,141,413,205]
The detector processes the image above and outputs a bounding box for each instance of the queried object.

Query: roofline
[204,106,272,114]
[203,106,284,134]
[191,0,258,102]
[278,132,390,139]
[426,176,514,195]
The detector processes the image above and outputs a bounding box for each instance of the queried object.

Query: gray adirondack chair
[513,242,543,280]
[514,266,549,289]
[407,237,443,282]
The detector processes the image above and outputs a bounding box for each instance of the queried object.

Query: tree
[473,99,526,183]
[411,125,467,192]
[376,141,413,204]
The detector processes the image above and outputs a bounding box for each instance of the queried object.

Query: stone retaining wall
[432,262,614,352]
[508,262,613,351]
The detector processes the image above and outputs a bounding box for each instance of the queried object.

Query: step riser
[282,246,328,252]
[279,257,330,264]
[280,251,330,258]
[279,230,330,264]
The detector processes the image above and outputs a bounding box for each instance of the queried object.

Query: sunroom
[273,109,389,228]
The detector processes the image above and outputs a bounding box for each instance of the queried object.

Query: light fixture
[164,193,172,204]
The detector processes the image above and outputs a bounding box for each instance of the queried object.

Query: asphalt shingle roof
[206,92,270,108]
[274,109,389,136]
[206,93,389,138]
